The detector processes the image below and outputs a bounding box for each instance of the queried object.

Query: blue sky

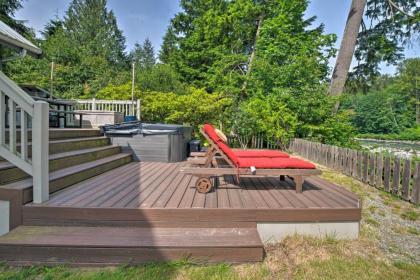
[16,0,418,74]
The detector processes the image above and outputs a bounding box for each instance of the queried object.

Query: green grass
[407,227,419,235]
[400,210,419,221]
[294,257,420,280]
[1,237,419,280]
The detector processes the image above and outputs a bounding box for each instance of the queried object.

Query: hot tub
[102,122,192,162]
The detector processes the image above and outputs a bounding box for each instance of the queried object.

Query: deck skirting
[257,221,360,242]
[0,200,9,235]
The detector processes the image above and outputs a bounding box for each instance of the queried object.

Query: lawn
[1,167,419,280]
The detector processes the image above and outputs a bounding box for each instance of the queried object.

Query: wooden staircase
[0,129,264,265]
[0,129,132,203]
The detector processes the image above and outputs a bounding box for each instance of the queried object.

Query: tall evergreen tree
[141,38,156,69]
[5,0,129,98]
[129,42,143,66]
[64,0,127,66]
[159,26,177,64]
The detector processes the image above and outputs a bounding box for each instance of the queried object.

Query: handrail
[0,71,49,203]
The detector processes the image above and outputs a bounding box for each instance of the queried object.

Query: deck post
[32,101,49,203]
[136,99,141,121]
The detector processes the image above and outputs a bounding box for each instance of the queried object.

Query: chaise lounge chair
[181,124,322,193]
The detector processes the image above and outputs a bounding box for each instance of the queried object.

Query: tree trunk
[417,92,419,125]
[241,15,264,97]
[330,0,366,110]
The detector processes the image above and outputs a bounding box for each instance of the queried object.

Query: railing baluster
[20,111,28,161]
[8,99,16,153]
[0,91,5,146]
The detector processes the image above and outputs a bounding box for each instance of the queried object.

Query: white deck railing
[73,99,141,120]
[0,71,49,203]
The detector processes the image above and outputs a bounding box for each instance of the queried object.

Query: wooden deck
[1,161,361,265]
[23,162,361,226]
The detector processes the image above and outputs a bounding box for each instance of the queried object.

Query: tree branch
[387,0,415,18]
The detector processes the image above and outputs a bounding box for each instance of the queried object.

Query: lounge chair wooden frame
[181,129,322,194]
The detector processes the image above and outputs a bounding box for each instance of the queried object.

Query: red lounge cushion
[217,141,239,166]
[234,149,289,158]
[203,124,222,143]
[237,157,316,169]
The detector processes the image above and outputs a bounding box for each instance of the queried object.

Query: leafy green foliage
[95,85,231,132]
[351,0,419,90]
[351,90,413,134]
[231,93,297,149]
[344,58,418,136]
[161,0,350,147]
[4,0,128,99]
[137,64,185,94]
[357,126,420,142]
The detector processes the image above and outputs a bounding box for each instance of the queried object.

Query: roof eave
[0,32,42,57]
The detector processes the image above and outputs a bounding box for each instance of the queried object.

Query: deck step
[0,146,121,184]
[5,129,102,141]
[8,136,111,158]
[0,153,132,204]
[0,226,264,265]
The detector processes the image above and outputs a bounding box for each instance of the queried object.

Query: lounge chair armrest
[190,152,207,157]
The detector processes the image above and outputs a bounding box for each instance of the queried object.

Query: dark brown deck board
[134,163,181,208]
[0,226,262,247]
[23,162,361,224]
[62,163,144,207]
[266,177,307,208]
[102,162,162,208]
[223,175,244,208]
[216,176,230,208]
[256,177,294,208]
[139,165,185,208]
[112,162,175,208]
[165,175,193,208]
[45,163,142,206]
[152,172,189,208]
[205,184,218,208]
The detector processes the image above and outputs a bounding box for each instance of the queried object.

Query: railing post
[91,98,96,111]
[32,101,49,203]
[136,99,141,120]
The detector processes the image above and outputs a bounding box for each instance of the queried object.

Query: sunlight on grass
[1,235,419,280]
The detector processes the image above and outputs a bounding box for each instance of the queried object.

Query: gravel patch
[320,167,420,264]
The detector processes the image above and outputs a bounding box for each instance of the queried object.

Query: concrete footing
[257,221,359,243]
[0,200,10,236]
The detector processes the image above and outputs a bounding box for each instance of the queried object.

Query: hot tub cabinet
[104,123,192,162]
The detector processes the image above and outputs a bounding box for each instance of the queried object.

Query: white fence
[73,99,141,120]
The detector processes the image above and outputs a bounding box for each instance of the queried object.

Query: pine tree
[159,26,177,64]
[129,42,144,66]
[64,0,127,66]
[141,38,156,69]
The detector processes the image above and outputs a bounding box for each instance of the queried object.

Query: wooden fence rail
[289,138,420,205]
